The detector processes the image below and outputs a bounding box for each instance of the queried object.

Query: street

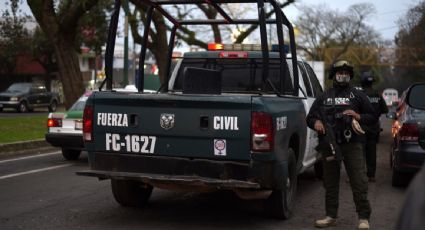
[0,118,407,230]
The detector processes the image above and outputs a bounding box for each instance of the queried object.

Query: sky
[1,0,420,43]
[283,0,420,41]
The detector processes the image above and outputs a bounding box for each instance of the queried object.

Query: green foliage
[0,115,46,143]
[76,0,113,55]
[393,1,425,91]
[0,0,31,73]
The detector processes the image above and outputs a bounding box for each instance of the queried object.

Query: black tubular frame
[103,0,299,96]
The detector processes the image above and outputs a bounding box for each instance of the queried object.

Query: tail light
[399,123,418,141]
[47,118,62,127]
[251,112,274,151]
[83,105,93,142]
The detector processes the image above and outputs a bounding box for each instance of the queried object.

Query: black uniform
[307,85,377,220]
[361,87,388,178]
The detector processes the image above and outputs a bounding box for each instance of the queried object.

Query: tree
[295,3,381,63]
[0,0,31,74]
[127,1,295,84]
[392,1,425,91]
[27,0,100,108]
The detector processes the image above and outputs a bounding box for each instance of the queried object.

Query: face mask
[335,73,350,83]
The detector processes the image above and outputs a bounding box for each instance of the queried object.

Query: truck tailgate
[90,92,252,161]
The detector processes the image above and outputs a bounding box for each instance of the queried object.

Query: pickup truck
[0,82,59,113]
[78,0,322,219]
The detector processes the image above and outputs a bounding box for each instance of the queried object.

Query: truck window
[304,63,323,96]
[173,58,294,94]
[297,63,313,97]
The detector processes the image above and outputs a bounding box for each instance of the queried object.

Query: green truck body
[78,0,322,219]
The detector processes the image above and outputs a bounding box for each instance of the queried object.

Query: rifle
[316,95,344,162]
[316,120,344,162]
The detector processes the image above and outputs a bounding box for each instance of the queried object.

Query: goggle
[333,60,351,68]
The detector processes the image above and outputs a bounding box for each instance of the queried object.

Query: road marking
[0,164,72,180]
[0,151,61,164]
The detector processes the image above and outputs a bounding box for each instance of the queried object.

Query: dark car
[0,82,59,113]
[388,86,425,187]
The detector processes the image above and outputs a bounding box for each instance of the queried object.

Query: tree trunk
[54,38,84,109]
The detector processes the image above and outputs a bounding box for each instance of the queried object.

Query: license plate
[75,120,83,130]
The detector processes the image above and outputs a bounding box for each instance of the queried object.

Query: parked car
[45,91,92,160]
[0,82,59,112]
[387,84,425,187]
[383,88,399,107]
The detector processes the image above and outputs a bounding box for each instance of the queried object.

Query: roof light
[219,51,248,58]
[208,43,224,50]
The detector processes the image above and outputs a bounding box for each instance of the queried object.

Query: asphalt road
[0,119,408,230]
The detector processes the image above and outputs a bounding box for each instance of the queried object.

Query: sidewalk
[0,139,59,160]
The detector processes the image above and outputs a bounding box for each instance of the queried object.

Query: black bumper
[45,133,84,149]
[78,152,286,189]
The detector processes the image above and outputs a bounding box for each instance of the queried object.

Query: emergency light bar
[208,43,289,53]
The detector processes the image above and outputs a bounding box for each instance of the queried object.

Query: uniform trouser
[364,132,379,178]
[322,142,371,219]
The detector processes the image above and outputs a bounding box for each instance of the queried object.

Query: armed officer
[306,60,377,230]
[359,72,388,182]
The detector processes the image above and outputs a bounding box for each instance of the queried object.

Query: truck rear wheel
[111,179,153,207]
[48,100,57,112]
[61,148,81,160]
[264,148,297,219]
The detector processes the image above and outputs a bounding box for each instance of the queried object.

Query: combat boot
[358,219,370,230]
[315,216,337,228]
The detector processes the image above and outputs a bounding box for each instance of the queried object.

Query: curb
[0,139,60,160]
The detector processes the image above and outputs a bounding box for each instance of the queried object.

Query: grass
[0,115,47,144]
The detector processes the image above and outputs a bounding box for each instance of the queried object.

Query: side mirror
[406,83,425,110]
[386,112,397,120]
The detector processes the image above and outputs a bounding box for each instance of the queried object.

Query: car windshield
[6,83,30,93]
[69,96,88,111]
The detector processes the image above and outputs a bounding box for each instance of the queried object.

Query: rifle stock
[319,122,343,162]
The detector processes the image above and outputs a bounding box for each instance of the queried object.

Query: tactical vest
[322,88,357,144]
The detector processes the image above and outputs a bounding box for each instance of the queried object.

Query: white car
[45,91,92,160]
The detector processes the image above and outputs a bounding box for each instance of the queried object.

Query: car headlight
[10,97,19,101]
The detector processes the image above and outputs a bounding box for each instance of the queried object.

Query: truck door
[298,62,320,169]
[28,86,42,106]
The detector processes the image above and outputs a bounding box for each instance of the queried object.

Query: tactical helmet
[361,71,374,86]
[328,60,354,79]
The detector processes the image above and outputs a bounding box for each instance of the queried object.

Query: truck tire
[48,100,57,112]
[264,148,297,219]
[17,101,28,113]
[61,148,81,160]
[111,179,153,207]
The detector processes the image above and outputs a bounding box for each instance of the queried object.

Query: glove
[352,119,365,135]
